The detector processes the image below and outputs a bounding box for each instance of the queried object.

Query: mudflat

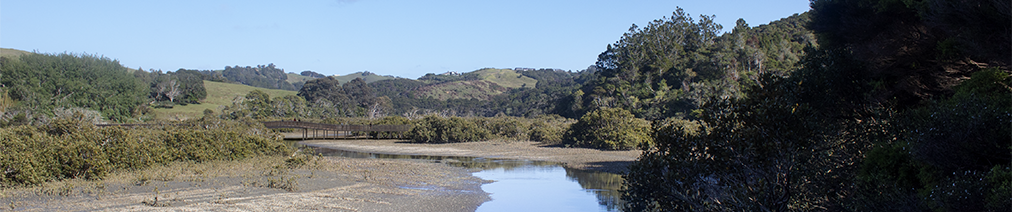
[2,156,488,211]
[3,139,640,211]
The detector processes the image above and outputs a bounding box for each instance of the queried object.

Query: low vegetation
[406,115,574,144]
[0,114,291,188]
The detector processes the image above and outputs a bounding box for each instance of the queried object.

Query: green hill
[332,71,396,85]
[0,48,33,59]
[286,73,317,85]
[411,68,539,100]
[470,68,538,88]
[153,80,297,120]
[415,80,510,101]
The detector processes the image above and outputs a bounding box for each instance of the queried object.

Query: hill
[410,68,540,101]
[153,80,297,120]
[286,73,316,85]
[0,48,33,59]
[471,68,538,88]
[415,80,509,101]
[332,71,397,85]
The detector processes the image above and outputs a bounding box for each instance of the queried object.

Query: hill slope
[332,72,396,85]
[471,68,538,88]
[411,68,540,100]
[153,80,297,120]
[0,48,33,59]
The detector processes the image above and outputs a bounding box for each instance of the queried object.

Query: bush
[0,116,291,188]
[407,116,489,143]
[565,108,652,150]
[370,116,411,139]
[529,115,573,144]
[475,116,531,141]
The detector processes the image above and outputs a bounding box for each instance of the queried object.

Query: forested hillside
[622,0,1010,211]
[1,53,148,122]
[573,9,815,120]
[0,53,216,123]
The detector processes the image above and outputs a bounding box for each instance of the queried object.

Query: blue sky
[1,0,811,79]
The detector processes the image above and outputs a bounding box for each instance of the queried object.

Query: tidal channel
[304,145,624,211]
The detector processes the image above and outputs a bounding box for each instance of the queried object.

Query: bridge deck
[261,121,410,132]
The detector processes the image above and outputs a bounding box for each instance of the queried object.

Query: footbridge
[261,121,411,140]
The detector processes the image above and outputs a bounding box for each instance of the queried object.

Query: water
[304,145,624,211]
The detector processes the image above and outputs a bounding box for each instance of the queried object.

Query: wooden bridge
[261,121,411,140]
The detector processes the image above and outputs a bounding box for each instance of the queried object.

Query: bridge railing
[261,121,411,132]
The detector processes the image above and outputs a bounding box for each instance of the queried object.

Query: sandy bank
[300,139,642,174]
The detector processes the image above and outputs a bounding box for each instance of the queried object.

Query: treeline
[1,53,149,122]
[366,68,588,117]
[0,52,221,122]
[222,64,297,91]
[622,1,1010,211]
[133,68,207,107]
[573,9,814,120]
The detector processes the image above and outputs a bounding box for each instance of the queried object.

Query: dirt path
[300,139,642,174]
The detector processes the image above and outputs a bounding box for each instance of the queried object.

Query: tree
[343,77,374,107]
[221,64,296,90]
[300,70,325,78]
[297,76,349,106]
[565,107,652,150]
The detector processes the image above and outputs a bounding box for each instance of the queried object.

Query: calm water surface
[304,145,623,211]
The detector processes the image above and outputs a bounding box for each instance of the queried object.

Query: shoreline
[299,139,642,174]
[4,139,639,211]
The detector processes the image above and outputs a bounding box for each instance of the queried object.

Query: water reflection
[301,144,624,211]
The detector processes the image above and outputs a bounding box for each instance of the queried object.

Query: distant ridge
[331,71,397,85]
[0,48,34,59]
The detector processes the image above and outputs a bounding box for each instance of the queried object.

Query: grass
[286,73,317,85]
[471,68,538,89]
[152,80,298,120]
[332,72,396,85]
[416,80,509,101]
[0,48,33,59]
[414,68,540,100]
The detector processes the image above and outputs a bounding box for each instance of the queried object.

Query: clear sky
[1,0,811,79]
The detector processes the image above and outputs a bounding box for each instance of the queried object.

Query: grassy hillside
[412,68,539,100]
[471,68,538,88]
[153,80,297,120]
[286,73,317,85]
[416,80,510,101]
[332,71,396,84]
[0,48,33,59]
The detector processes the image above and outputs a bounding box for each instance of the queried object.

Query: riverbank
[300,139,642,174]
[2,155,488,211]
[3,139,639,211]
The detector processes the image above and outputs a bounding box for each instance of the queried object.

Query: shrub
[565,108,652,150]
[407,116,489,143]
[0,116,291,188]
[370,116,411,139]
[529,115,573,144]
[475,116,531,141]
